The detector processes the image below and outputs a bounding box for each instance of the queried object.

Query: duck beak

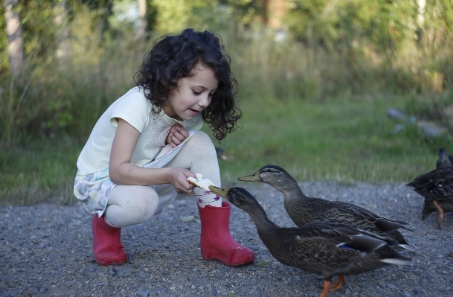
[237,171,261,182]
[208,185,229,198]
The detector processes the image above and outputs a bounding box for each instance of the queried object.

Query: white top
[76,87,203,174]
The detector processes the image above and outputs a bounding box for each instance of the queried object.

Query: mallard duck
[407,158,453,229]
[238,165,413,250]
[436,148,453,168]
[209,186,411,297]
[215,147,234,161]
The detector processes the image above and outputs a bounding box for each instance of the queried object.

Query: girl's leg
[92,185,159,266]
[106,185,159,227]
[166,131,255,266]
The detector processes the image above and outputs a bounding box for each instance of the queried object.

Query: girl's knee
[186,131,216,154]
[134,193,159,222]
[190,131,212,145]
[109,185,159,224]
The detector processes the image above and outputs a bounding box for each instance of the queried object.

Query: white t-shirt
[76,87,203,174]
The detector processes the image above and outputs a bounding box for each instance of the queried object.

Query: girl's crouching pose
[73,28,255,267]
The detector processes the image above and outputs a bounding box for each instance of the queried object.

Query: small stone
[108,267,117,275]
[180,215,195,222]
[137,289,149,297]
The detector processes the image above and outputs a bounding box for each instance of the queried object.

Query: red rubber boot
[198,202,255,266]
[92,215,128,266]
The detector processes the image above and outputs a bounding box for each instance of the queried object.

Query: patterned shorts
[74,131,195,217]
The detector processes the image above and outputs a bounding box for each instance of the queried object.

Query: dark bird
[436,148,453,168]
[238,165,413,250]
[209,186,411,297]
[215,147,234,161]
[407,150,453,229]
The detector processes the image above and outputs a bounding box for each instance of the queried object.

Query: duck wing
[289,196,410,232]
[407,165,453,202]
[259,222,409,279]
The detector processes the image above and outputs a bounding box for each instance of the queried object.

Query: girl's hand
[166,124,189,148]
[168,168,196,195]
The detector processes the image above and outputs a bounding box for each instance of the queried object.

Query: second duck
[238,164,414,250]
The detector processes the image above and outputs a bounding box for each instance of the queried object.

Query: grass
[0,136,79,205]
[209,94,451,185]
[2,93,450,206]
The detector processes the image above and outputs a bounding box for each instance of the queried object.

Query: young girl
[74,28,255,267]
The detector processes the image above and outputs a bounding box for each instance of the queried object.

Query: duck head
[436,148,452,168]
[237,165,296,186]
[209,185,260,212]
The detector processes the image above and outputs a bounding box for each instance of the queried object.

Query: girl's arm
[109,119,195,195]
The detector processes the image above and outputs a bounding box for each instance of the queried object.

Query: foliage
[285,0,418,51]
[109,0,158,38]
[219,0,266,25]
[0,4,7,74]
[150,0,218,34]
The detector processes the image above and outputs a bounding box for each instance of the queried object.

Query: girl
[74,28,255,267]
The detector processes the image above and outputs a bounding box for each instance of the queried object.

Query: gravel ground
[1,181,453,297]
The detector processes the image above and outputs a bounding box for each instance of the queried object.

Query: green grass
[209,94,452,184]
[0,136,79,205]
[1,94,451,205]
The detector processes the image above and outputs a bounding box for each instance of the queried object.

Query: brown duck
[407,148,453,229]
[215,147,234,161]
[238,165,414,250]
[209,186,411,297]
[435,148,453,169]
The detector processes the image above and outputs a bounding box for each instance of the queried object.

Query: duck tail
[378,246,412,265]
[380,256,411,266]
[375,218,410,232]
[397,243,416,252]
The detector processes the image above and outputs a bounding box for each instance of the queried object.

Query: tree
[265,0,287,29]
[54,0,70,59]
[3,0,24,76]
[136,0,147,41]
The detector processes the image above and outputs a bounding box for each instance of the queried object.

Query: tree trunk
[265,0,287,29]
[54,0,70,60]
[137,0,147,41]
[3,0,24,76]
[417,0,426,27]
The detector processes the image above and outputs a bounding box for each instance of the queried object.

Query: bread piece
[187,174,216,191]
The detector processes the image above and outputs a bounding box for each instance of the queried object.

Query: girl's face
[163,63,218,121]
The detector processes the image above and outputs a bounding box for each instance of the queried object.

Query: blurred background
[1,0,452,204]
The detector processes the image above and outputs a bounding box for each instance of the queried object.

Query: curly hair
[134,28,242,141]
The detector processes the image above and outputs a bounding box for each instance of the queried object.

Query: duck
[407,151,453,229]
[435,148,453,168]
[215,147,234,161]
[209,185,411,297]
[237,165,414,251]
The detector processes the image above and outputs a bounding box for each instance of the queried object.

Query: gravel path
[1,181,452,297]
